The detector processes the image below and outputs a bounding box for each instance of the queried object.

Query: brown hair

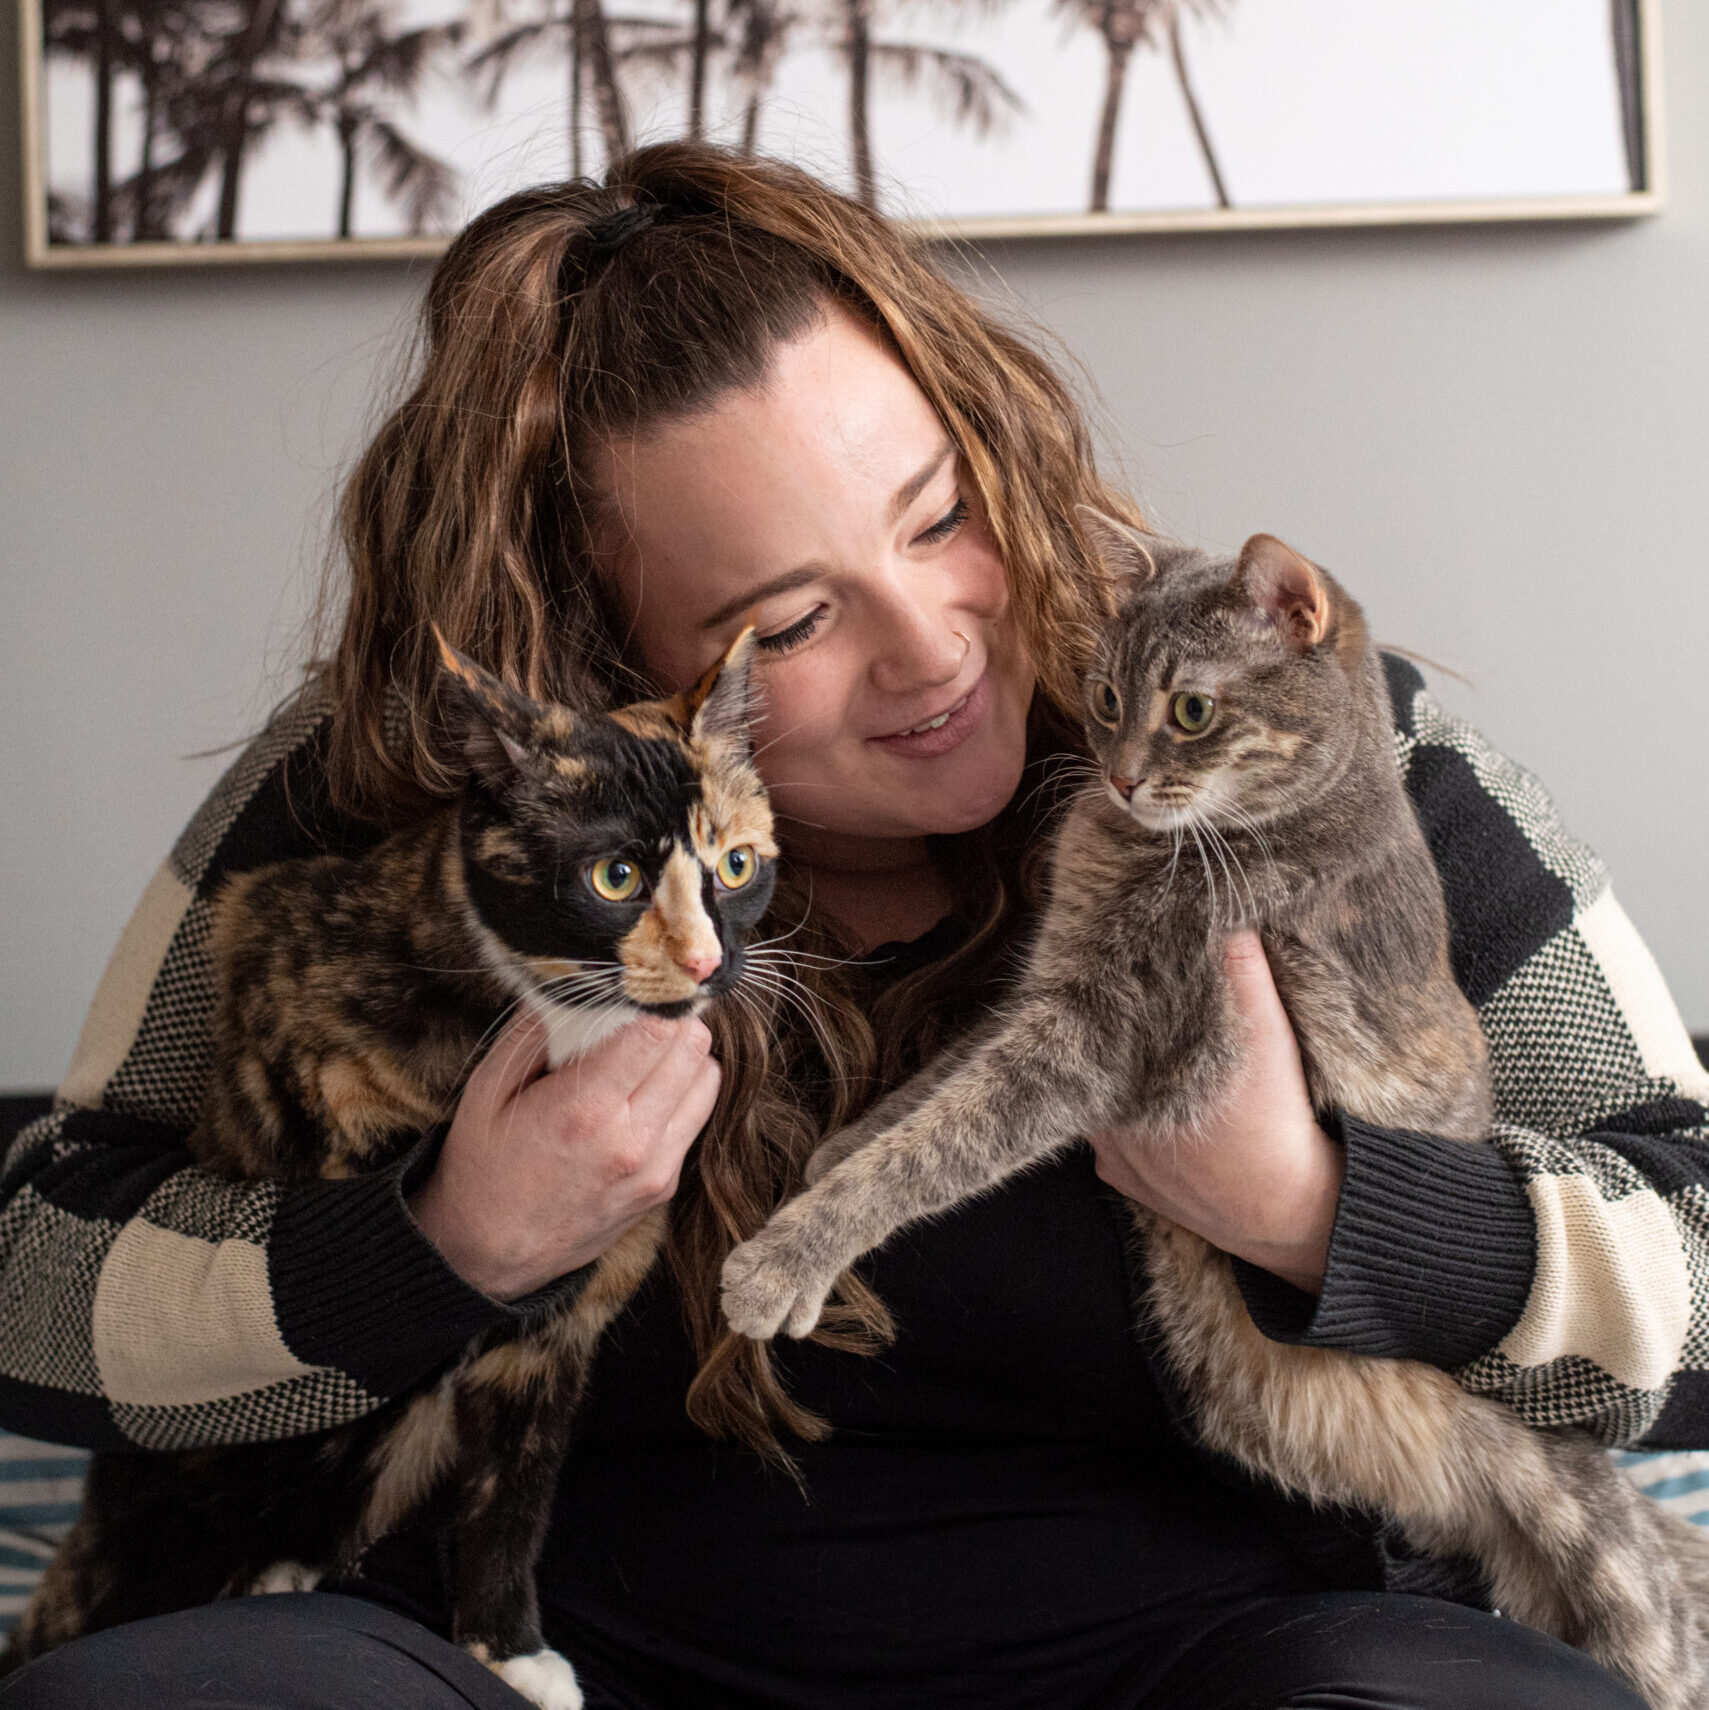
[317,141,1142,1460]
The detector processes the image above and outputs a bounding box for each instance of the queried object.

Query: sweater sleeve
[0,690,575,1452]
[1236,658,1709,1449]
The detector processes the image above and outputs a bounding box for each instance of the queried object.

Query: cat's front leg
[724,1001,1123,1340]
[447,1344,584,1710]
[804,1027,992,1185]
[719,1185,871,1340]
[439,1216,663,1709]
[472,1646,584,1710]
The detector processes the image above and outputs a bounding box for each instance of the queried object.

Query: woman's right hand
[407,1010,721,1301]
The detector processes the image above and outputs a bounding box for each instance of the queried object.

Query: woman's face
[595,308,1036,869]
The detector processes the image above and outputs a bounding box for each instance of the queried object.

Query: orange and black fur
[723,526,1709,1710]
[6,630,777,1710]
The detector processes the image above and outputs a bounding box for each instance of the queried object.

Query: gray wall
[3,6,1705,1090]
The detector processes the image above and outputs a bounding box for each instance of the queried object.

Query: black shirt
[540,1108,1319,1710]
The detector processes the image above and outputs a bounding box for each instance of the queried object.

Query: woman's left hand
[1086,929,1345,1295]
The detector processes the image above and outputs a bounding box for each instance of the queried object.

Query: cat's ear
[433,626,551,783]
[1075,506,1158,585]
[679,626,761,752]
[1235,534,1330,651]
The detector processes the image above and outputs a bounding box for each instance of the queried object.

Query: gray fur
[723,526,1709,1709]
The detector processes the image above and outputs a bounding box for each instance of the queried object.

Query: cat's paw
[249,1560,323,1596]
[720,1224,839,1341]
[475,1646,584,1710]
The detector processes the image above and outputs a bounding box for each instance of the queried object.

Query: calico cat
[6,629,777,1710]
[720,523,1709,1710]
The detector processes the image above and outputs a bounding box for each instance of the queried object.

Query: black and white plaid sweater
[2,658,1706,1455]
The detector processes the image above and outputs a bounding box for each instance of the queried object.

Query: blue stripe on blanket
[0,1432,89,1630]
[1617,1449,1709,1525]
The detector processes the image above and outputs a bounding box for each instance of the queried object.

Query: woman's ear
[1075,506,1158,585]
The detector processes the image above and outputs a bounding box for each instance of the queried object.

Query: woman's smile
[869,673,989,758]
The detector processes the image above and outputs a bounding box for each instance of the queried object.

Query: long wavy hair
[315,141,1143,1461]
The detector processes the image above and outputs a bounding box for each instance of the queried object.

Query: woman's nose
[868,593,969,695]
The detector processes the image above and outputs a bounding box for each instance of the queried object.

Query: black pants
[0,1590,1650,1710]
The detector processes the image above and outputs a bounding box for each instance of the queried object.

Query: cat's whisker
[729,976,845,1083]
[1214,825,1257,927]
[1053,776,1111,822]
[537,966,626,996]
[541,979,627,1000]
[748,909,872,970]
[535,975,625,1004]
[723,982,769,1039]
[1229,833,1260,923]
[401,961,531,979]
[1217,808,1277,915]
[740,960,842,1015]
[453,995,529,1087]
[726,980,793,1044]
[1161,823,1184,902]
[1202,821,1257,926]
[539,983,628,1010]
[749,911,814,950]
[746,931,824,958]
[477,1007,556,1118]
[536,961,625,984]
[747,716,816,763]
[747,942,861,972]
[1220,803,1280,886]
[1017,757,1104,820]
[1201,820,1240,924]
[736,968,842,1065]
[739,957,852,1030]
[1186,819,1220,927]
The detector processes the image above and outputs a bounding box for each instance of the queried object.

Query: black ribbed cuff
[268,1130,590,1400]
[1233,1112,1537,1371]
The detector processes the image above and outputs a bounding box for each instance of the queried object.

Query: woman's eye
[1171,691,1216,736]
[755,607,825,655]
[588,857,643,902]
[1091,680,1122,727]
[913,497,969,547]
[716,845,758,890]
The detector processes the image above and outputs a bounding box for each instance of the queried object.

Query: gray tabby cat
[721,519,1709,1710]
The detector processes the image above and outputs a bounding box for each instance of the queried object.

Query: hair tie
[558,200,664,302]
[586,202,657,254]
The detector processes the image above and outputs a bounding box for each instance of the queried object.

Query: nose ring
[952,630,970,662]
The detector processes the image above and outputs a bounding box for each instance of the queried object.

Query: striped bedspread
[0,1434,87,1630]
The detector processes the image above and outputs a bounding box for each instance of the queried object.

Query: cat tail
[1142,1211,1709,1710]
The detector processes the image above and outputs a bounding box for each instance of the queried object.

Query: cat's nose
[1108,774,1138,800]
[679,949,723,985]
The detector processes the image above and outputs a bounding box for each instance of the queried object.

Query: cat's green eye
[716,845,758,890]
[1170,691,1216,736]
[588,858,642,903]
[1091,681,1122,727]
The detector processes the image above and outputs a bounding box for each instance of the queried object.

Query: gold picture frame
[19,0,1666,268]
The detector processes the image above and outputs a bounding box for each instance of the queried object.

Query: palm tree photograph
[21,0,1656,261]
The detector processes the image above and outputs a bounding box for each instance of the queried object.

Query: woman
[2,142,1705,1710]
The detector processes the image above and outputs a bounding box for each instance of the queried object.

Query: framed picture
[18,0,1664,266]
